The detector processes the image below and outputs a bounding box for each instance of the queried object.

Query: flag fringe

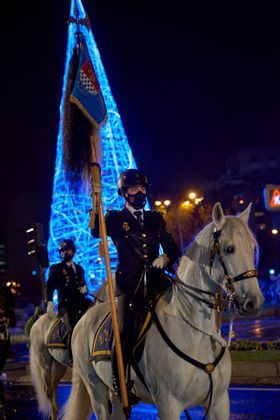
[62,48,94,189]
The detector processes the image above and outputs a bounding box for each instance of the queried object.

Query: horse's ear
[238,203,252,225]
[212,202,226,230]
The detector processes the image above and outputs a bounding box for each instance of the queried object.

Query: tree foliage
[164,202,212,251]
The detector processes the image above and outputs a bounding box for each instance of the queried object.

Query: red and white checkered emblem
[80,59,100,95]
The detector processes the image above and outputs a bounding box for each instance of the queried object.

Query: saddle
[47,317,68,349]
[91,301,156,365]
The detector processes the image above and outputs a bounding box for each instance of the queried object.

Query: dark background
[0,1,280,298]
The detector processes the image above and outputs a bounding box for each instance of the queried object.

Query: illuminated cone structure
[48,0,136,292]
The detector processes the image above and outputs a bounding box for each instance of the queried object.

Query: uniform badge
[123,222,130,231]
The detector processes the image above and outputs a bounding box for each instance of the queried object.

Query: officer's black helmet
[117,169,149,196]
[58,239,76,253]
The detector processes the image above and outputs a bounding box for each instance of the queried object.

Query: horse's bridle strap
[209,229,258,282]
[149,304,225,373]
[173,277,218,310]
[233,269,258,283]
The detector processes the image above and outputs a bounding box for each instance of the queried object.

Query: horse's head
[209,202,264,317]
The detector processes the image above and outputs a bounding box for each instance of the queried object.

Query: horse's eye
[225,246,235,254]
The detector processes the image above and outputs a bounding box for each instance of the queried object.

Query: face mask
[62,252,72,263]
[127,191,147,209]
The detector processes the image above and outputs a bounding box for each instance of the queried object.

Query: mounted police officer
[91,169,179,401]
[46,239,91,361]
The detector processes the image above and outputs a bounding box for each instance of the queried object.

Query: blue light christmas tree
[47,0,136,292]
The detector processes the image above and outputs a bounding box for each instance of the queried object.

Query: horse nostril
[244,298,256,313]
[243,297,257,313]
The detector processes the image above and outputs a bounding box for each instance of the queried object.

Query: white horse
[63,202,264,420]
[29,313,72,419]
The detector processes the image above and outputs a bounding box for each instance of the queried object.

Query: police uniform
[46,261,91,328]
[92,207,179,295]
[92,205,179,394]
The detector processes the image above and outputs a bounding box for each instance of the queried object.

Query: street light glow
[163,200,171,206]
[189,192,197,200]
[272,229,278,235]
[183,200,191,207]
[155,201,162,206]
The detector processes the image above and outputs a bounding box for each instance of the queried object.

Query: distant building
[202,146,280,276]
[0,233,8,278]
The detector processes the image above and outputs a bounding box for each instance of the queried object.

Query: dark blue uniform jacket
[91,207,179,294]
[46,262,90,317]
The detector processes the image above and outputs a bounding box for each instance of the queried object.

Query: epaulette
[49,263,59,272]
[152,210,164,217]
[105,209,119,219]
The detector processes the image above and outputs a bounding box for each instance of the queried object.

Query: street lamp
[271,229,278,235]
[189,192,197,200]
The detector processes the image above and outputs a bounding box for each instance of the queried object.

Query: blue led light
[269,269,275,275]
[47,0,137,293]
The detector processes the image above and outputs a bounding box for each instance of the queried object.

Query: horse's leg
[207,390,230,420]
[50,360,67,419]
[110,393,126,420]
[157,397,184,420]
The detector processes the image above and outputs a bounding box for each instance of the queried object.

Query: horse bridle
[144,228,258,420]
[174,228,258,312]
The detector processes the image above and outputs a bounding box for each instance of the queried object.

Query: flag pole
[67,3,129,412]
[89,160,129,413]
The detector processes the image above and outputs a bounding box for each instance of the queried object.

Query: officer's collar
[125,203,144,218]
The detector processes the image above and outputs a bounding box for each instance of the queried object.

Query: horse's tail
[61,360,92,420]
[29,345,51,417]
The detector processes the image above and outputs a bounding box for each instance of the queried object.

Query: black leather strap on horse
[131,358,150,392]
[149,304,225,419]
[149,305,225,372]
[233,269,258,282]
[209,229,258,283]
[172,276,219,310]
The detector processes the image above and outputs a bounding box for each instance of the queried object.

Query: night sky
[1,1,280,294]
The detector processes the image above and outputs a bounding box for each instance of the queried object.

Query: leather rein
[173,229,258,313]
[146,229,258,419]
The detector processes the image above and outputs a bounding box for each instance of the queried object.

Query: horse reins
[174,228,258,313]
[210,228,258,309]
[147,228,258,419]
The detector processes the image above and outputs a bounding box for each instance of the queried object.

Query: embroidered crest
[123,222,130,231]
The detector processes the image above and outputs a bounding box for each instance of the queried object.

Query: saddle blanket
[91,310,154,363]
[47,318,67,349]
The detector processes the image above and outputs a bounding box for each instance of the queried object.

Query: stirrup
[112,375,120,396]
[112,376,140,408]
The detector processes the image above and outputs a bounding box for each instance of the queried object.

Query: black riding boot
[111,294,139,407]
